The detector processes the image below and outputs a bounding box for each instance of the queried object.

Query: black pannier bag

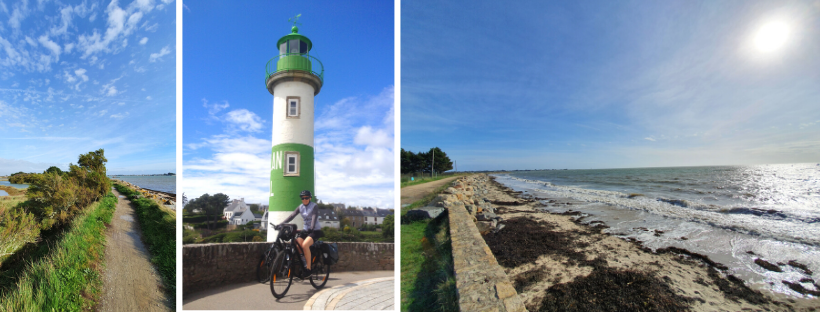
[321,242,339,265]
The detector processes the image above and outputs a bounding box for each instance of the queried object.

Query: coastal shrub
[382,214,394,238]
[8,173,35,184]
[24,172,80,230]
[182,228,199,244]
[0,203,40,265]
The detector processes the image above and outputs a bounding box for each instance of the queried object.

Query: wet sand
[481,176,818,311]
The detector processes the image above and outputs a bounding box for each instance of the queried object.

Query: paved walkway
[304,277,394,310]
[182,271,393,310]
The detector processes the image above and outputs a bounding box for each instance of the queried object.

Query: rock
[405,206,445,222]
[476,212,498,221]
[476,221,494,235]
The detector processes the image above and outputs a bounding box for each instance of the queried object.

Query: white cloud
[225,109,264,133]
[100,76,122,96]
[110,112,129,119]
[146,95,152,100]
[50,5,74,36]
[354,126,392,149]
[139,37,148,45]
[37,35,61,56]
[74,68,88,81]
[77,0,143,58]
[644,137,656,142]
[9,1,29,30]
[149,45,170,62]
[202,98,229,117]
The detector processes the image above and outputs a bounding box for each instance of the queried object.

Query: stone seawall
[419,174,525,311]
[182,241,394,295]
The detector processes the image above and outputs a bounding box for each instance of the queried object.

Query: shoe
[299,267,312,279]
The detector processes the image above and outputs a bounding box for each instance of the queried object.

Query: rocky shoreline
[438,173,818,311]
[111,179,176,210]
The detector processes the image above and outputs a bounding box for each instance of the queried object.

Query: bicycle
[269,223,331,299]
[256,241,281,283]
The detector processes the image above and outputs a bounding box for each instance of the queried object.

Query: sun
[754,21,790,53]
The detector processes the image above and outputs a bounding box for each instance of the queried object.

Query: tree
[382,214,394,238]
[429,147,453,174]
[249,204,260,214]
[187,193,230,230]
[45,166,63,175]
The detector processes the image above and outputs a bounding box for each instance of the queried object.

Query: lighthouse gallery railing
[265,53,324,86]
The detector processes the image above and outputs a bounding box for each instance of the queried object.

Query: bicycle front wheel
[269,251,292,298]
[310,256,330,289]
[256,252,273,283]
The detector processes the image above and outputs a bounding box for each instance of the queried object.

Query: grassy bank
[113,183,176,304]
[400,181,457,311]
[0,192,117,311]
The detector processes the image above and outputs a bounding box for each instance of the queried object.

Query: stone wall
[182,241,394,295]
[430,174,526,312]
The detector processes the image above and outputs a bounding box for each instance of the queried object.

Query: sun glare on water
[754,21,790,53]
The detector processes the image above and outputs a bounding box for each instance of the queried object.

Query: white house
[223,198,256,225]
[375,208,394,225]
[317,209,340,229]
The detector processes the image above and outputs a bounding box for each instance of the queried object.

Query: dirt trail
[400,176,460,206]
[99,188,171,311]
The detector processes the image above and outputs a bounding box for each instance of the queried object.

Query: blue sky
[402,0,820,171]
[0,0,175,175]
[182,1,394,208]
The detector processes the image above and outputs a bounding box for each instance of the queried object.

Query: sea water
[494,163,820,298]
[110,175,176,194]
[0,181,28,196]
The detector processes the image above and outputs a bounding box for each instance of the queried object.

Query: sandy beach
[479,175,818,311]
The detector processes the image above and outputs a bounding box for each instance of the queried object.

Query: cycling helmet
[300,190,312,198]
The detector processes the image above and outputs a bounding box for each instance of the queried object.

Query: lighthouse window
[284,152,300,176]
[289,39,300,54]
[286,96,300,118]
[279,43,286,55]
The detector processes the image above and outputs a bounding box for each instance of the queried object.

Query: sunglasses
[301,197,310,200]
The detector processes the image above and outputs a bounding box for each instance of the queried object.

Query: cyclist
[276,190,320,278]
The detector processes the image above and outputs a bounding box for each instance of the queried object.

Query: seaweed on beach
[535,268,694,312]
[513,266,547,292]
[706,267,771,305]
[787,260,812,275]
[482,217,604,268]
[754,258,782,272]
[782,281,820,296]
[654,247,729,270]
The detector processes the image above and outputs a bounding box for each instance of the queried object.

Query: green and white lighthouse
[265,18,324,242]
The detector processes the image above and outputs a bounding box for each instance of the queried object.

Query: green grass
[400,173,462,188]
[0,192,117,312]
[113,183,176,308]
[399,183,457,311]
[400,215,456,311]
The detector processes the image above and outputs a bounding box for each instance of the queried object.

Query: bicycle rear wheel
[309,256,330,289]
[269,251,292,298]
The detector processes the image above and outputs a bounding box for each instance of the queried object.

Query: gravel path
[400,176,460,206]
[98,188,172,311]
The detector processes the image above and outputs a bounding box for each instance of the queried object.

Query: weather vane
[289,14,302,27]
